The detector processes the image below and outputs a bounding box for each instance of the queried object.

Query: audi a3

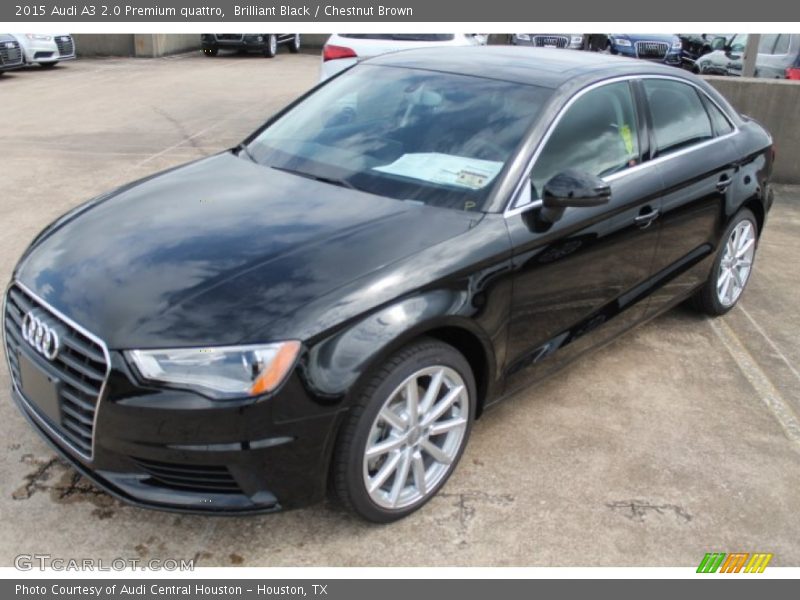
[3,48,773,522]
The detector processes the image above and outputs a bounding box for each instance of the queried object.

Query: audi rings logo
[21,312,60,361]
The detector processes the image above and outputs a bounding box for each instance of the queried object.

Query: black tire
[332,338,476,523]
[692,208,758,316]
[263,34,277,58]
[203,48,218,57]
[289,34,301,53]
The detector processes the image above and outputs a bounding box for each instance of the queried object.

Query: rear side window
[643,79,713,156]
[704,99,734,136]
[758,34,781,54]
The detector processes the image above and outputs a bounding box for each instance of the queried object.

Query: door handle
[716,176,733,192]
[634,208,660,228]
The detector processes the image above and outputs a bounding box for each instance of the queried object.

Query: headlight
[570,35,584,47]
[515,34,531,41]
[614,38,632,47]
[672,39,683,49]
[26,34,52,41]
[126,341,301,399]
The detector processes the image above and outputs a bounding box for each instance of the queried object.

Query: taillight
[786,67,800,80]
[323,44,357,62]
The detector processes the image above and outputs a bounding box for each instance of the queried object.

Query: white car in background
[320,33,487,81]
[12,33,76,68]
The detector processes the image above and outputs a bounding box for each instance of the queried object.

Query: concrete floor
[0,53,798,568]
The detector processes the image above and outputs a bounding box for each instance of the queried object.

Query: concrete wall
[72,34,135,57]
[705,76,800,184]
[133,34,200,57]
[75,33,329,58]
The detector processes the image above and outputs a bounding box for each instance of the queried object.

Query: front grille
[215,34,244,42]
[4,285,108,459]
[133,458,242,494]
[0,41,23,66]
[55,36,74,57]
[533,35,569,49]
[635,41,669,59]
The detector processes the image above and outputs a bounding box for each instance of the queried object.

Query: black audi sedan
[3,48,773,522]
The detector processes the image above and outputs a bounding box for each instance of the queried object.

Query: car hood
[14,152,479,349]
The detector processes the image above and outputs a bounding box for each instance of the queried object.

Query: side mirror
[542,169,611,209]
[528,170,610,228]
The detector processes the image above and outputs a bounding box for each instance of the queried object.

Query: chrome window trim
[2,280,111,462]
[503,74,740,219]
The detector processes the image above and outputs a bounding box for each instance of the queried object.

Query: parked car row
[0,33,76,76]
[509,32,800,80]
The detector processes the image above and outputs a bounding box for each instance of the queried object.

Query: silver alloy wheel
[717,219,756,307]
[363,366,469,509]
[269,35,277,55]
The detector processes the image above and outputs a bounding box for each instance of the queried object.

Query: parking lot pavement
[1,54,799,568]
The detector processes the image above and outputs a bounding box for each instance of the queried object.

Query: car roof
[364,46,692,89]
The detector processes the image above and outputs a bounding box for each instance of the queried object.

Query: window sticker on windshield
[373,153,503,190]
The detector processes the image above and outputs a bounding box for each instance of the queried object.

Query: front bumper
[21,36,76,63]
[201,35,271,50]
[612,44,682,65]
[4,286,342,515]
[0,41,24,70]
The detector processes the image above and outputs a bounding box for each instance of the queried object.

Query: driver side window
[530,82,640,199]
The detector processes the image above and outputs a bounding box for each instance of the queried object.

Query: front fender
[302,289,497,401]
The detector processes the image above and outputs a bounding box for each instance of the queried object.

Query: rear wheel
[289,34,301,53]
[332,339,475,522]
[263,34,277,58]
[692,208,758,316]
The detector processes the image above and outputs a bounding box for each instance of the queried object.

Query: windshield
[245,65,550,211]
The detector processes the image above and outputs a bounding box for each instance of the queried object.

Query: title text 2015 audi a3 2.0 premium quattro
[3,48,773,522]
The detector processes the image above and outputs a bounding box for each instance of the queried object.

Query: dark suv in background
[201,34,301,58]
[0,34,23,75]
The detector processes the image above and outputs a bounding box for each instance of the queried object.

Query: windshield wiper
[271,165,358,191]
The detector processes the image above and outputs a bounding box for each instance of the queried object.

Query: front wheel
[289,34,301,53]
[332,339,475,522]
[693,208,758,316]
[263,34,277,58]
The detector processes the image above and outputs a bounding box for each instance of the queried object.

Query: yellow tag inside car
[620,124,634,155]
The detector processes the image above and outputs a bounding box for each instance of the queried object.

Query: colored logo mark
[697,552,773,573]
